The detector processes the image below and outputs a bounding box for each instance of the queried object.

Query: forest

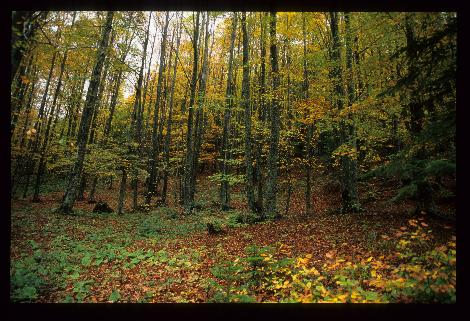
[10,11,456,303]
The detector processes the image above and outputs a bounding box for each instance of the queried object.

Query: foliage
[208,220,455,303]
[226,210,259,227]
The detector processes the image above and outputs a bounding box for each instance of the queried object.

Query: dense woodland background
[10,11,456,303]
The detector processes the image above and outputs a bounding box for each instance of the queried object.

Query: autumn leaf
[20,75,30,84]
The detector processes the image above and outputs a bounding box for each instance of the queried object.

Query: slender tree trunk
[130,13,152,210]
[146,11,170,205]
[117,168,127,214]
[11,63,38,195]
[303,12,314,216]
[339,12,360,213]
[254,12,268,217]
[241,12,256,213]
[22,50,57,199]
[191,12,211,203]
[11,52,34,140]
[58,11,114,214]
[404,13,437,216]
[264,12,281,219]
[220,12,237,211]
[162,15,183,205]
[33,47,70,201]
[67,57,91,154]
[182,12,200,213]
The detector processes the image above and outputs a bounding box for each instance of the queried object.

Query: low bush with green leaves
[226,210,259,228]
[204,217,225,234]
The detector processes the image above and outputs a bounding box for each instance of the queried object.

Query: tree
[241,12,256,214]
[130,12,152,210]
[219,12,238,211]
[146,11,170,205]
[11,11,48,82]
[302,12,314,217]
[182,11,200,213]
[58,11,114,214]
[162,14,184,205]
[264,11,281,219]
[329,12,360,213]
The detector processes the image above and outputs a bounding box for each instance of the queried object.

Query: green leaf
[21,286,38,300]
[364,291,379,301]
[108,290,121,302]
[81,254,92,266]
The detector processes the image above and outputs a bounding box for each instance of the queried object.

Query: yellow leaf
[371,270,377,278]
[337,294,348,302]
[20,75,30,84]
[366,257,373,262]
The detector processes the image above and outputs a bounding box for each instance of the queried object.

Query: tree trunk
[182,12,200,213]
[117,168,127,215]
[302,13,314,216]
[219,12,237,211]
[22,50,57,200]
[146,11,170,205]
[241,12,256,213]
[191,12,211,203]
[11,51,34,140]
[404,13,437,216]
[162,15,183,205]
[33,47,69,202]
[329,12,360,213]
[131,13,151,210]
[342,12,360,212]
[264,12,281,219]
[58,11,114,214]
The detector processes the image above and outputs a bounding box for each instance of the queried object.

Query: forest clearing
[10,11,456,304]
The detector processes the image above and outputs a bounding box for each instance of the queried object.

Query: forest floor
[10,175,456,303]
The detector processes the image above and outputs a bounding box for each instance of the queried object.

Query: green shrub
[10,257,45,302]
[226,210,258,228]
[204,217,225,234]
[160,207,179,219]
[138,216,164,237]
